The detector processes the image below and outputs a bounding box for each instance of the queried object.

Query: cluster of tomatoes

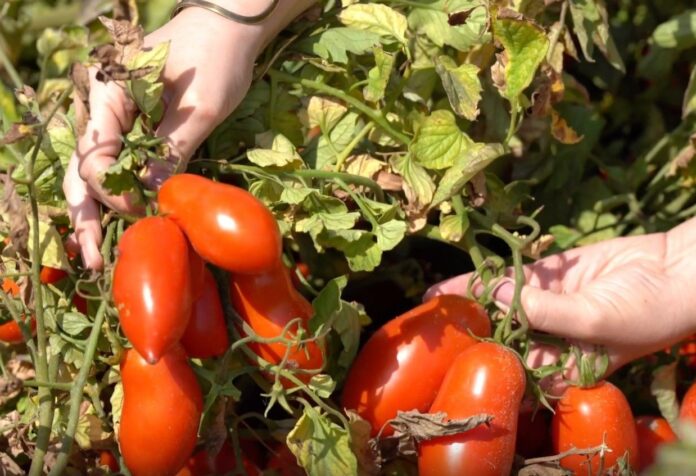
[112,174,323,475]
[341,295,696,475]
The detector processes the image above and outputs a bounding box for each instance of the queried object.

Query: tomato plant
[635,416,677,471]
[551,381,639,473]
[418,342,526,476]
[342,295,490,436]
[119,345,203,476]
[158,174,282,275]
[180,268,229,359]
[112,216,193,364]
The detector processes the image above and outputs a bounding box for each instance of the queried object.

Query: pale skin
[65,0,696,393]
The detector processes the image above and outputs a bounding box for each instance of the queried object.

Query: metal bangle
[171,0,280,24]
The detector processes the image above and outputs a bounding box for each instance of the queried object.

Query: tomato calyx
[572,346,610,388]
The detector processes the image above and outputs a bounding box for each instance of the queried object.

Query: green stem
[504,103,519,146]
[48,301,107,476]
[334,178,379,229]
[23,380,72,391]
[270,70,410,145]
[0,41,22,89]
[334,122,374,172]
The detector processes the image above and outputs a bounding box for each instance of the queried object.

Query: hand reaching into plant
[426,216,696,393]
[63,1,316,270]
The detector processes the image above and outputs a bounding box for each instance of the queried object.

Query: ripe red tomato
[418,342,525,476]
[551,381,639,473]
[39,266,68,285]
[0,278,35,343]
[516,410,551,458]
[182,440,261,476]
[635,416,676,471]
[119,345,202,476]
[265,443,303,476]
[99,450,120,472]
[342,295,490,437]
[112,217,193,364]
[188,248,206,300]
[158,174,282,275]
[230,263,324,383]
[2,278,20,296]
[181,268,229,359]
[680,382,696,424]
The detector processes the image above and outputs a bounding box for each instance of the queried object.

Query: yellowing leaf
[364,47,395,102]
[493,9,549,102]
[27,218,70,271]
[410,110,474,170]
[391,154,435,207]
[551,109,584,144]
[439,213,470,242]
[435,56,482,120]
[338,3,408,44]
[246,133,304,169]
[307,96,348,131]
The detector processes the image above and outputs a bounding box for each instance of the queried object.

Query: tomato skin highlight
[551,381,639,473]
[181,268,229,359]
[230,263,324,382]
[680,383,696,424]
[635,416,677,471]
[112,217,193,364]
[342,295,490,437]
[158,174,282,275]
[418,342,525,476]
[119,346,202,476]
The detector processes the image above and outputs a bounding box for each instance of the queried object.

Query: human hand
[63,7,259,270]
[426,217,696,394]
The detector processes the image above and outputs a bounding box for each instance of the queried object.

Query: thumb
[494,278,596,340]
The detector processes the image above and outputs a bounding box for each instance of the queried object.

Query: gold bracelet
[171,0,280,24]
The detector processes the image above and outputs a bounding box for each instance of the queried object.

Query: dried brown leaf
[522,234,555,260]
[467,171,487,207]
[0,376,22,406]
[668,134,696,176]
[448,8,478,26]
[550,109,583,144]
[376,171,403,192]
[517,462,568,476]
[0,123,36,145]
[0,174,29,255]
[70,62,91,136]
[491,52,508,95]
[347,411,380,476]
[98,16,144,62]
[531,67,565,118]
[6,358,35,381]
[389,410,493,443]
[113,0,139,23]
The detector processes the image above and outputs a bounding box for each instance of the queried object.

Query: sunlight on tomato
[635,416,677,471]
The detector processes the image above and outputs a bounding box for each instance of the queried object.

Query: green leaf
[410,110,473,170]
[683,66,696,118]
[435,56,482,120]
[126,42,170,113]
[493,9,549,102]
[568,0,625,72]
[364,47,395,103]
[374,219,407,252]
[247,133,304,169]
[431,142,505,208]
[338,3,408,44]
[313,112,359,170]
[304,27,382,64]
[308,374,336,399]
[549,224,582,250]
[101,151,140,196]
[652,9,696,50]
[318,230,382,272]
[296,211,360,241]
[439,213,470,242]
[60,312,92,336]
[287,407,358,476]
[408,0,490,52]
[280,187,315,205]
[391,154,435,207]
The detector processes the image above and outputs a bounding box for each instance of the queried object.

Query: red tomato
[551,381,639,473]
[99,450,120,472]
[678,335,696,368]
[158,174,282,275]
[181,268,229,359]
[39,266,68,285]
[635,416,677,471]
[680,382,696,425]
[0,278,35,343]
[188,248,206,300]
[342,295,490,437]
[266,443,303,476]
[112,217,193,364]
[230,263,324,383]
[119,345,202,476]
[516,410,551,458]
[2,278,19,296]
[418,342,525,476]
[183,440,261,476]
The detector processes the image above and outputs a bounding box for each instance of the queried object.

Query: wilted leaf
[98,16,144,62]
[493,9,549,102]
[347,411,380,476]
[338,3,408,44]
[522,234,555,259]
[391,154,435,208]
[389,410,493,443]
[651,363,679,428]
[435,56,482,120]
[550,109,583,144]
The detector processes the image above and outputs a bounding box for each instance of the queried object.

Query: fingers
[63,154,104,271]
[75,68,140,213]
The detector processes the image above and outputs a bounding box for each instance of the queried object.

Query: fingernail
[492,277,515,308]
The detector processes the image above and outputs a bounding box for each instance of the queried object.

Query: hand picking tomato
[342,295,490,437]
[0,278,36,344]
[112,217,193,364]
[551,381,639,473]
[181,268,229,359]
[230,263,324,383]
[418,342,525,476]
[635,416,677,471]
[119,345,202,476]
[680,382,696,425]
[182,440,261,476]
[158,174,282,275]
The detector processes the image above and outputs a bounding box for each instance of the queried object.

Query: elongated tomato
[181,268,229,359]
[230,263,324,382]
[40,266,68,285]
[551,381,639,473]
[112,217,193,364]
[680,382,696,424]
[0,278,35,343]
[635,416,676,471]
[120,346,202,476]
[158,174,281,275]
[342,295,490,437]
[418,342,525,476]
